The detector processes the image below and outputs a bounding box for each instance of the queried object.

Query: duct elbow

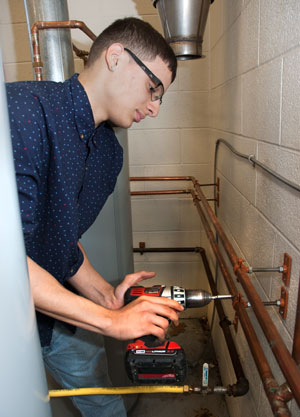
[228,377,249,397]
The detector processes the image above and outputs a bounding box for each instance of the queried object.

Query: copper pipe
[199,247,248,391]
[193,180,300,407]
[31,20,97,80]
[130,176,216,188]
[292,274,300,365]
[131,189,215,202]
[133,246,202,254]
[190,190,291,416]
[130,176,194,181]
[131,190,191,196]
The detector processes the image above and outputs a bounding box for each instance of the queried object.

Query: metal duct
[0,51,52,417]
[24,0,74,81]
[153,0,214,60]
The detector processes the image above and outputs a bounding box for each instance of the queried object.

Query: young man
[6,17,182,416]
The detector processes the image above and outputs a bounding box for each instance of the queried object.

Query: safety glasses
[124,47,164,105]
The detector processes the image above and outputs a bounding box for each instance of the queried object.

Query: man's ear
[105,43,124,72]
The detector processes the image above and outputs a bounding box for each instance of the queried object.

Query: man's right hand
[104,295,184,341]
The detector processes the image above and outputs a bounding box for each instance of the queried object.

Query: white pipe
[0,51,52,417]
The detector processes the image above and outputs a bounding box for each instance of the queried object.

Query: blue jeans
[42,322,127,417]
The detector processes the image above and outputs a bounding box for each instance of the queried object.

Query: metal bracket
[282,253,292,287]
[279,287,289,320]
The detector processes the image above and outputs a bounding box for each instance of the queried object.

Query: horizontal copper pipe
[133,246,202,254]
[131,190,191,196]
[193,180,300,408]
[190,190,291,416]
[130,176,216,188]
[31,20,97,40]
[130,176,195,181]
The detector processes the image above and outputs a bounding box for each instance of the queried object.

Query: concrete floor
[128,318,230,417]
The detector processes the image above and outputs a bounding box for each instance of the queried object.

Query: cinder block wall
[209,1,300,416]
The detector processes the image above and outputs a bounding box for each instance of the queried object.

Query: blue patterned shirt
[6,74,123,346]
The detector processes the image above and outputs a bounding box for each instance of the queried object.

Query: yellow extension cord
[49,385,189,398]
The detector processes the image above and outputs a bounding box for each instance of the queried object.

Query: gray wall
[209,1,300,416]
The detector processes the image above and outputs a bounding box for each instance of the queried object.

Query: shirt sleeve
[6,86,48,246]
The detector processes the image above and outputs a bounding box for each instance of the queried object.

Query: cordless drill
[124,285,233,385]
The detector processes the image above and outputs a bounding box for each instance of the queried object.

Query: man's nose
[147,99,161,118]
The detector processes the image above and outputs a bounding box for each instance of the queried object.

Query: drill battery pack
[125,339,187,385]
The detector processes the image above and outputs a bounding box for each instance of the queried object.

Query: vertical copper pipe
[292,275,300,365]
[191,191,291,416]
[31,20,97,81]
[199,248,247,384]
[193,181,300,408]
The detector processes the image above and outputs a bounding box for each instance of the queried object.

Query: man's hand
[109,270,156,310]
[104,295,184,341]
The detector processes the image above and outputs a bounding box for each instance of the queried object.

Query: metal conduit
[192,179,300,408]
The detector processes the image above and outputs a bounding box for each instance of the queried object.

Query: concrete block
[133,261,182,286]
[1,22,30,64]
[210,39,225,89]
[221,18,241,83]
[209,86,222,127]
[131,197,180,232]
[218,174,276,267]
[256,142,300,251]
[178,91,209,128]
[210,0,223,49]
[259,0,300,64]
[242,59,282,143]
[220,77,242,134]
[128,129,180,165]
[238,0,259,75]
[177,58,209,92]
[140,14,163,34]
[223,0,243,32]
[1,0,26,24]
[281,48,300,151]
[4,62,33,82]
[180,128,212,164]
[179,199,202,231]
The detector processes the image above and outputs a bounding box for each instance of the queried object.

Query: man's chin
[107,118,133,129]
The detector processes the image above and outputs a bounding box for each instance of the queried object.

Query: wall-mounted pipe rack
[130,175,300,417]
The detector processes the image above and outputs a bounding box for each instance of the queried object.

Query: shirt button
[80,133,84,140]
[93,140,97,145]
[70,268,74,274]
[85,167,88,171]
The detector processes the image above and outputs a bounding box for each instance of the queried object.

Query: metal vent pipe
[153,0,214,60]
[24,0,74,81]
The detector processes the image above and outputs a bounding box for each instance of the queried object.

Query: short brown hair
[86,17,177,82]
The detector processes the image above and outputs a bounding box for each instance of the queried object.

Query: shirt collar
[69,73,96,144]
